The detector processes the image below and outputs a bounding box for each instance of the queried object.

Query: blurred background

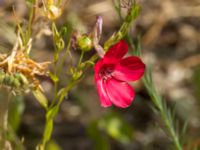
[0,0,200,149]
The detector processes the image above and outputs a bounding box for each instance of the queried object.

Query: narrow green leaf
[43,119,53,143]
[59,27,67,38]
[32,89,48,109]
[8,95,25,131]
[47,105,59,120]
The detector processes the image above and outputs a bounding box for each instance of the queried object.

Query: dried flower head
[0,35,50,93]
[42,0,69,20]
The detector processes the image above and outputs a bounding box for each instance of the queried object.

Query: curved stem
[39,78,79,149]
[143,72,182,150]
[78,51,84,66]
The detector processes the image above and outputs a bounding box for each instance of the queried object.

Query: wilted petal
[113,56,145,82]
[104,40,128,59]
[95,78,112,107]
[106,79,135,108]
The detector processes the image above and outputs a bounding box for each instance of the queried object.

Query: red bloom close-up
[94,40,145,108]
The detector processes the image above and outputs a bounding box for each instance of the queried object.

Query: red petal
[105,79,135,108]
[94,58,119,74]
[113,56,145,82]
[94,62,112,107]
[95,79,112,107]
[104,40,128,59]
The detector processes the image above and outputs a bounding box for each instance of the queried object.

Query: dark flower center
[99,65,114,81]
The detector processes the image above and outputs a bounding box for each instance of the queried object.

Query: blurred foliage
[98,112,133,144]
[88,112,134,150]
[8,95,25,131]
[87,121,110,150]
[46,140,62,150]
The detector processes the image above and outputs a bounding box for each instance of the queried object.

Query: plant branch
[143,69,182,150]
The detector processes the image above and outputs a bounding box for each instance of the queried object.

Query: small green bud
[8,75,15,86]
[3,74,10,85]
[15,73,29,86]
[19,74,29,85]
[72,71,82,80]
[77,36,93,52]
[13,78,21,88]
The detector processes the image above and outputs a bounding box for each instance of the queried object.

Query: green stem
[78,51,84,66]
[50,22,62,108]
[27,0,36,42]
[40,78,79,149]
[57,39,72,75]
[160,107,182,150]
[143,73,182,150]
[104,2,140,50]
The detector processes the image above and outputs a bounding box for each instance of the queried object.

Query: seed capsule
[77,36,93,52]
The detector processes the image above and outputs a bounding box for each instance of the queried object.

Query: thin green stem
[27,0,37,44]
[143,73,182,150]
[104,2,140,50]
[78,51,84,66]
[57,39,71,75]
[50,22,63,108]
[40,78,79,149]
[112,0,123,21]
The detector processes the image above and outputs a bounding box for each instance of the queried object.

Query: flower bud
[47,5,62,20]
[72,70,82,80]
[15,73,29,86]
[77,36,93,52]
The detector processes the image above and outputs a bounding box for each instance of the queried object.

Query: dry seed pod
[77,36,93,52]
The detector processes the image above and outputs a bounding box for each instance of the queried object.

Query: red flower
[94,40,145,108]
